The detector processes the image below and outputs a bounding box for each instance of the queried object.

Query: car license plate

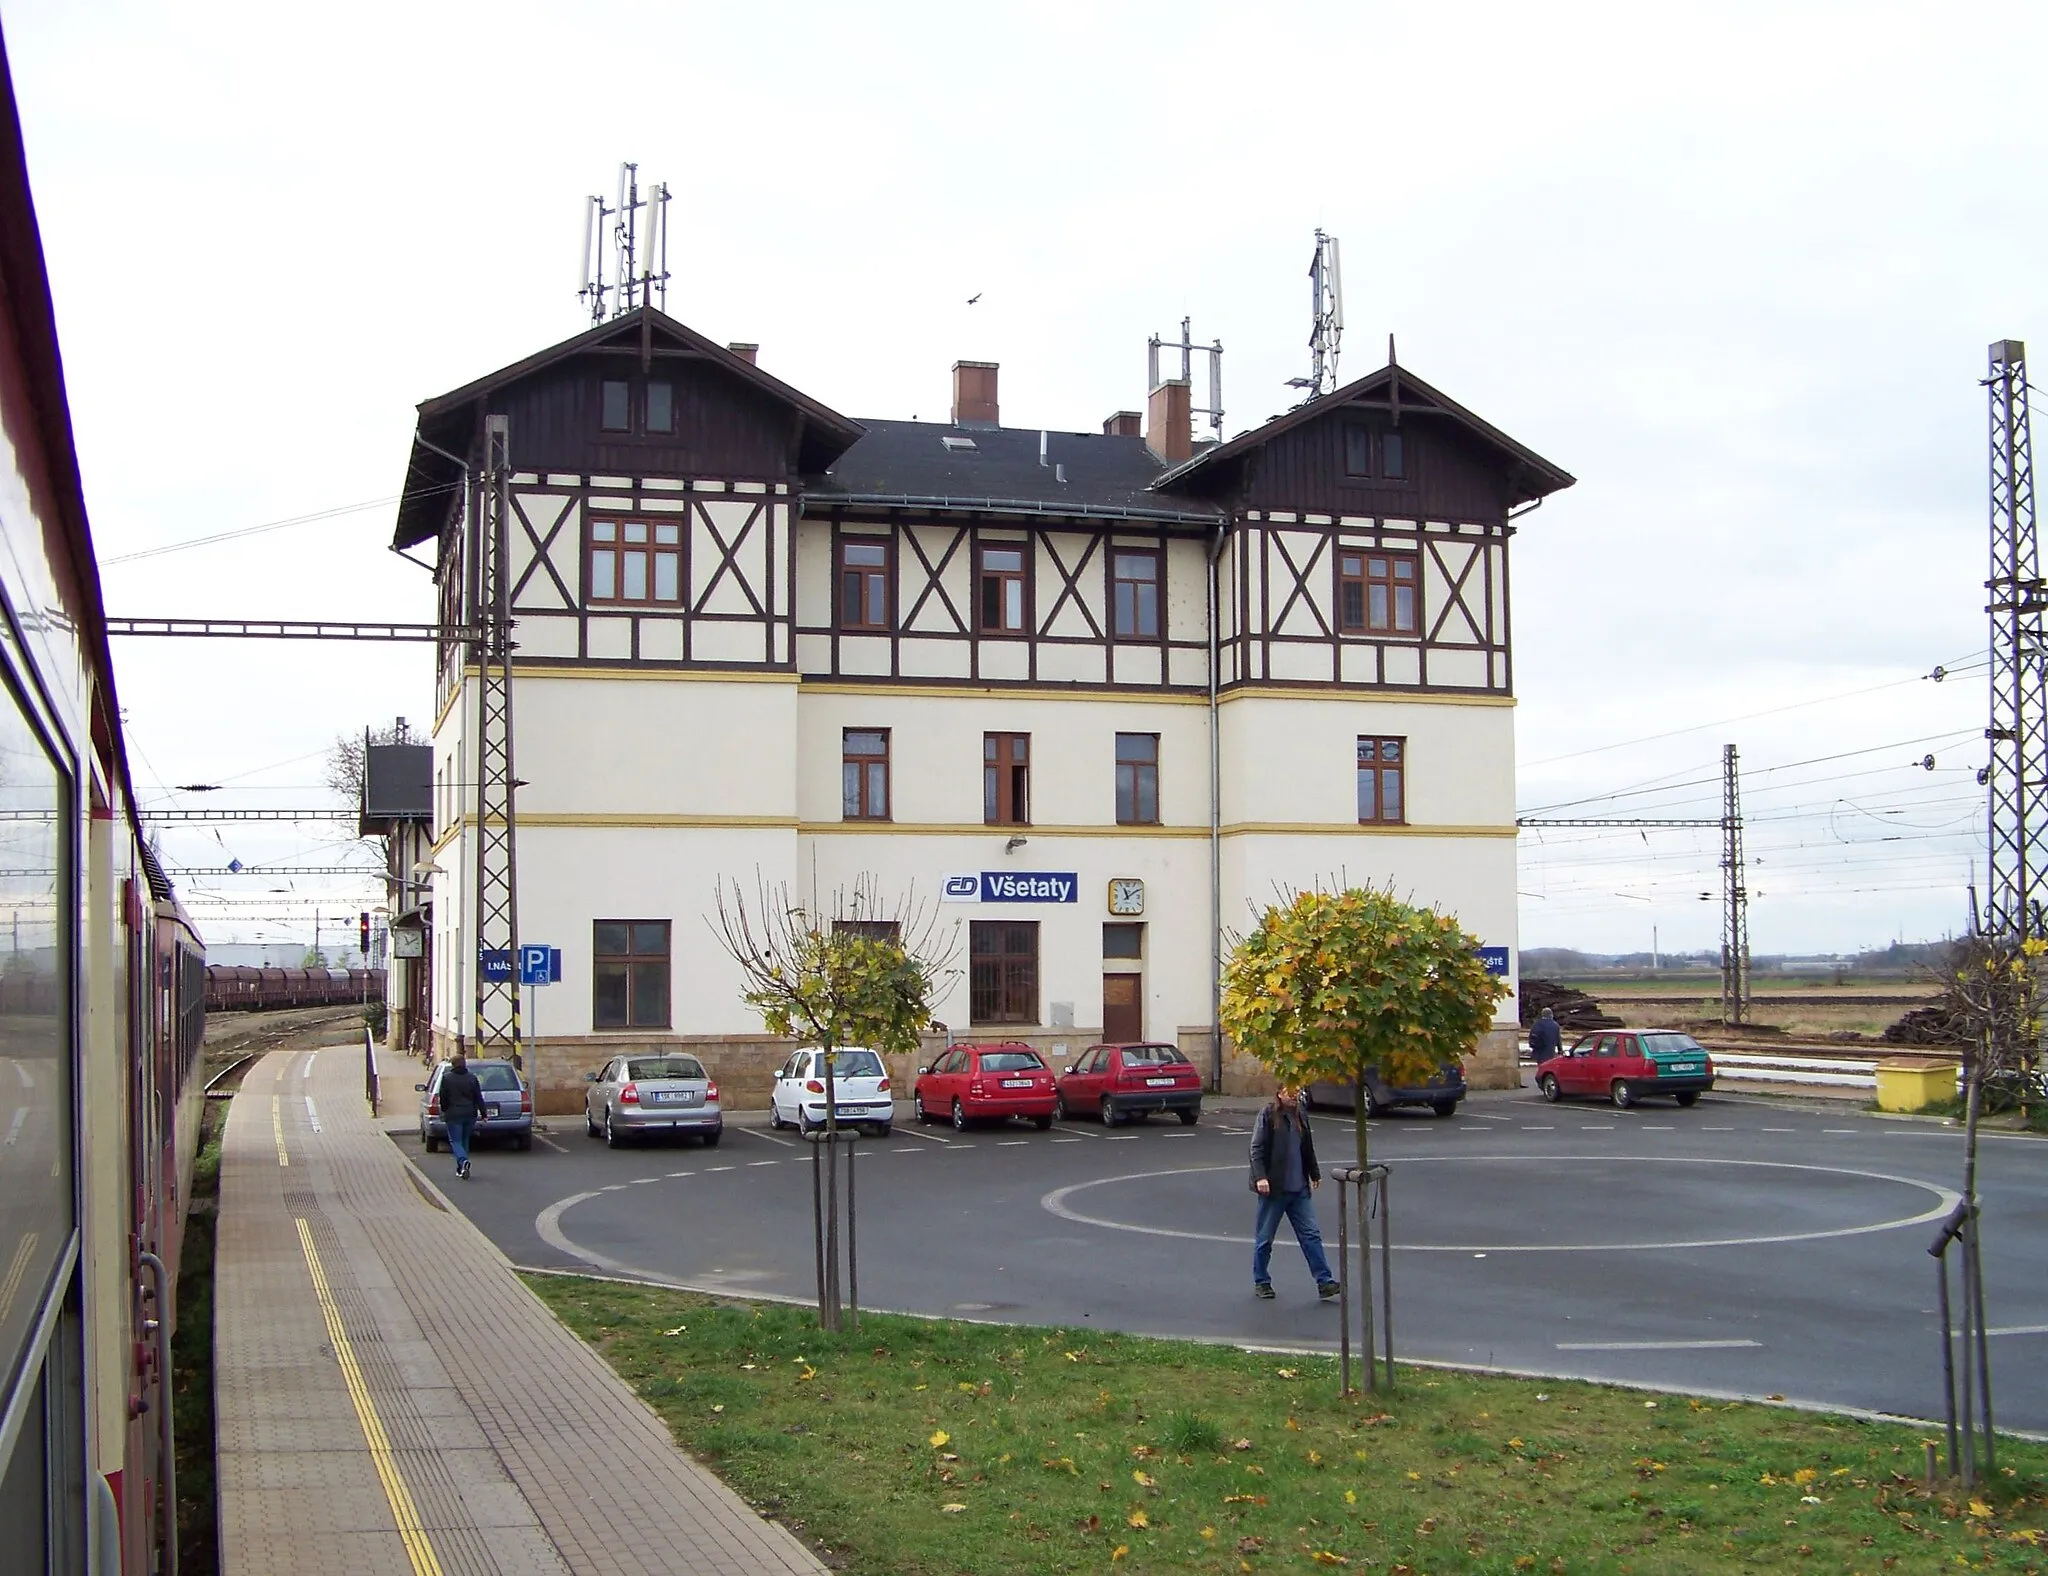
[1001,1078,1032,1088]
[1146,1077,1174,1087]
[1667,1064,1698,1074]
[657,1091,697,1105]
[492,1105,516,1119]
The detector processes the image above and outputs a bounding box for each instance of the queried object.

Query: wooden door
[1102,974,1142,1042]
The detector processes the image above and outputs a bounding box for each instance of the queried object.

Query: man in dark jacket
[1529,1008,1562,1063]
[1247,1084,1338,1300]
[438,1053,485,1180]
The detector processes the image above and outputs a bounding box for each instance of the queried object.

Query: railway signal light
[359,911,370,957]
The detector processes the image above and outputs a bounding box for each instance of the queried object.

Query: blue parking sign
[519,945,561,986]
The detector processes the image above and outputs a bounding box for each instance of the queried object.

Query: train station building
[386,308,1571,1107]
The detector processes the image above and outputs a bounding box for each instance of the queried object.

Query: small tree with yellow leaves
[1219,886,1505,1172]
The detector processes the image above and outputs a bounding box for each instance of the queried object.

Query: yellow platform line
[294,1218,444,1576]
[273,1095,288,1167]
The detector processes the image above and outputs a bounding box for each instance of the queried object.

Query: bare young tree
[709,872,960,1329]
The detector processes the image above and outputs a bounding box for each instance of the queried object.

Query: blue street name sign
[479,948,513,982]
[520,945,562,986]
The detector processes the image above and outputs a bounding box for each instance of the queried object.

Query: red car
[1534,1029,1716,1109]
[913,1042,1057,1130]
[1056,1042,1203,1126]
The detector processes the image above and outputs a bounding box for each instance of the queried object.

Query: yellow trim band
[435,815,1515,840]
[800,680,1210,705]
[295,1219,445,1576]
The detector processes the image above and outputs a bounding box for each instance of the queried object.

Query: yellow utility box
[1874,1059,1960,1113]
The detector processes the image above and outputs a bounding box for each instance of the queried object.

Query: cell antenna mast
[577,162,671,323]
[1286,230,1344,401]
[1146,317,1224,442]
[1720,743,1751,1026]
[1984,338,2046,939]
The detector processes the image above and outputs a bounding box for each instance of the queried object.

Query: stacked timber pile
[1519,978,1624,1033]
[1882,1004,1965,1046]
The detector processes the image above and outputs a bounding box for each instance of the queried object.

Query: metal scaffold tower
[1984,338,2045,940]
[470,414,522,1056]
[1719,743,1750,1025]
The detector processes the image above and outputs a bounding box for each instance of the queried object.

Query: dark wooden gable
[1152,361,1574,526]
[394,308,862,548]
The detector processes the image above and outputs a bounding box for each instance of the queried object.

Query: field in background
[1549,974,1938,1040]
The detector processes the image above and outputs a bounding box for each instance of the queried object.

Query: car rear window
[631,1057,705,1081]
[1639,1034,1705,1056]
[823,1050,885,1078]
[979,1050,1044,1072]
[473,1064,521,1091]
[1120,1045,1187,1066]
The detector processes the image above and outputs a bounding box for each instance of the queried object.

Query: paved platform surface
[215,1041,826,1576]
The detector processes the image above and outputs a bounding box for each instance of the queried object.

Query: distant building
[391,308,1572,1105]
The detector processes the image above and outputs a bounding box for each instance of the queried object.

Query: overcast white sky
[6,1,2041,958]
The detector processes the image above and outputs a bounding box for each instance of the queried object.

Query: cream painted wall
[1217,694,1515,828]
[795,689,1213,828]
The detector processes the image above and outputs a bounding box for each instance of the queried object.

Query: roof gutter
[803,492,1222,528]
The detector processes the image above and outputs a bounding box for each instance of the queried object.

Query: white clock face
[1108,878,1145,916]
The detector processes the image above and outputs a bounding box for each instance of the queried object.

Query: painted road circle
[1040,1155,1963,1253]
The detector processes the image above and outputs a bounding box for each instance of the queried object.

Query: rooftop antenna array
[577,162,671,324]
[1147,317,1224,444]
[1286,229,1345,401]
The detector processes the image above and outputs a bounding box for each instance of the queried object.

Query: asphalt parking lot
[394,1089,2048,1433]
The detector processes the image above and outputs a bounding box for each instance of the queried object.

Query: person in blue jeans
[438,1053,484,1181]
[1247,1084,1338,1300]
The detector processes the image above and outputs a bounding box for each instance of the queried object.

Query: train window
[0,663,70,1409]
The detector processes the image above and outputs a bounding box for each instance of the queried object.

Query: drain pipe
[1207,522,1228,1092]
[137,1249,177,1576]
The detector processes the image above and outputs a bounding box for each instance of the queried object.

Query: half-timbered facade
[391,309,1571,1105]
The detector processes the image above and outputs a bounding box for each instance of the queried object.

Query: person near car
[1529,1007,1562,1063]
[1247,1084,1339,1301]
[439,1053,484,1180]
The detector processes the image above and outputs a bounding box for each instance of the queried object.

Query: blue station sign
[1476,946,1511,976]
[941,871,1080,904]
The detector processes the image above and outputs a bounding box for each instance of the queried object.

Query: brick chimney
[1102,411,1142,438]
[1146,380,1192,463]
[727,342,759,365]
[952,361,999,428]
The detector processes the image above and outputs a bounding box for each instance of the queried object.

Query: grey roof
[808,419,1223,527]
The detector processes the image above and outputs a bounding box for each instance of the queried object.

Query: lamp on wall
[1004,836,1028,854]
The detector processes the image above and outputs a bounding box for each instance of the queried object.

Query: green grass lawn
[525,1274,2048,1575]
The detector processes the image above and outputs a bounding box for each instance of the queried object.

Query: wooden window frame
[1336,548,1418,636]
[838,534,893,632]
[592,919,671,1030]
[984,732,1030,826]
[842,728,891,821]
[586,517,684,608]
[1102,922,1144,959]
[970,919,1039,1025]
[1356,735,1406,825]
[600,378,632,432]
[833,919,901,944]
[1115,732,1160,826]
[977,541,1029,636]
[1343,423,1373,477]
[1110,548,1162,641]
[645,379,675,434]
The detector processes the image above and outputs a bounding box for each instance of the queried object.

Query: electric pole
[1720,744,1750,1026]
[1984,338,2045,940]
[470,414,522,1059]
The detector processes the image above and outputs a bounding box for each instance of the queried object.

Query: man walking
[439,1052,484,1181]
[1247,1084,1338,1301]
[1529,1007,1562,1063]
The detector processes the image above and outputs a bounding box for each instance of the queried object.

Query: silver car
[584,1053,723,1148]
[418,1058,533,1151]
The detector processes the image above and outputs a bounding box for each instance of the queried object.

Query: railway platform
[213,1042,825,1576]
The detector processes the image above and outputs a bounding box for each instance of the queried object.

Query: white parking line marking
[12,1063,30,1088]
[1052,1137,1081,1143]
[732,1125,799,1149]
[1521,1125,1554,1131]
[706,1165,735,1173]
[1106,1134,1138,1141]
[667,1171,694,1178]
[997,1140,1028,1147]
[1641,1125,1673,1131]
[533,1131,569,1153]
[1761,1127,1797,1133]
[1557,1339,1762,1351]
[630,1177,658,1185]
[1988,1325,2048,1337]
[1577,1126,1614,1132]
[300,1054,314,1080]
[1162,1132,1197,1138]
[1469,1113,1514,1123]
[748,1160,779,1167]
[304,1097,321,1133]
[4,1108,26,1146]
[1054,1124,1107,1140]
[1702,1125,1734,1131]
[896,1127,955,1144]
[1823,1129,1860,1134]
[600,1184,626,1192]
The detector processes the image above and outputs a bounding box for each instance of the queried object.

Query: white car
[768,1047,894,1136]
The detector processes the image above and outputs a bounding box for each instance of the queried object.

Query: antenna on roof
[1146,316,1224,445]
[1286,230,1344,403]
[576,164,673,323]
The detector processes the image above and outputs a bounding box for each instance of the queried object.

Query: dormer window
[601,379,632,431]
[646,381,674,433]
[1344,423,1410,481]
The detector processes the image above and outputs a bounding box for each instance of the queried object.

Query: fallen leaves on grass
[940,1503,966,1514]
[929,1430,950,1448]
[1127,1508,1149,1529]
